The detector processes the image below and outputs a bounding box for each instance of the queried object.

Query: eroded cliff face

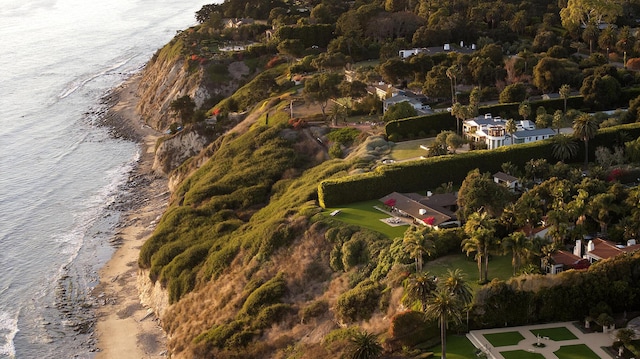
[138,269,169,318]
[136,56,205,132]
[134,44,251,176]
[152,123,214,176]
[135,47,249,132]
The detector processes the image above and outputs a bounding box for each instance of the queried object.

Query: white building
[383,94,432,114]
[463,113,556,149]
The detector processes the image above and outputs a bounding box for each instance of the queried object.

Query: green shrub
[341,237,368,270]
[195,319,247,348]
[327,128,361,144]
[388,311,438,348]
[329,143,343,158]
[330,245,344,272]
[240,273,287,317]
[253,303,293,329]
[300,300,329,323]
[335,280,383,322]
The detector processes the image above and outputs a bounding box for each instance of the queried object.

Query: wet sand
[92,73,170,358]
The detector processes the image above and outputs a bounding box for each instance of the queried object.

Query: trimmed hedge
[385,96,586,139]
[319,123,640,207]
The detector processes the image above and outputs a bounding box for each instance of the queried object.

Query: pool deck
[467,322,616,358]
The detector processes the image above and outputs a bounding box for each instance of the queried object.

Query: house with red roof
[379,192,460,229]
[547,250,590,275]
[582,238,640,263]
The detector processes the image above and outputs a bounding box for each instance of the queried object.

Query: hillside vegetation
[135,0,640,357]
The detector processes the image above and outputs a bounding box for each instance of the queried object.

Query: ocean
[0,1,208,357]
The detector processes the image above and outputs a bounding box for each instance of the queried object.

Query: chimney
[574,240,582,257]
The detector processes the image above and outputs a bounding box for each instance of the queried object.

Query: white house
[383,94,432,114]
[463,114,555,149]
[493,171,520,191]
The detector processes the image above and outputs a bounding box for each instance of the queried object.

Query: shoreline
[92,73,170,358]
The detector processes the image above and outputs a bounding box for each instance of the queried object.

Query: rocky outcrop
[135,46,251,132]
[152,124,214,176]
[137,269,169,318]
[136,56,205,131]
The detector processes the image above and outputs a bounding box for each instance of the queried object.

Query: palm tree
[502,231,531,275]
[347,330,383,359]
[446,65,458,104]
[518,101,531,122]
[404,271,437,311]
[462,211,497,283]
[505,118,517,145]
[552,110,565,134]
[441,269,473,306]
[559,84,571,113]
[451,102,464,135]
[551,134,579,162]
[441,269,473,331]
[461,236,483,283]
[403,226,435,272]
[424,290,463,359]
[573,113,599,169]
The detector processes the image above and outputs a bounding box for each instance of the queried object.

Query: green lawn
[501,349,546,359]
[483,331,525,347]
[423,253,515,288]
[430,334,478,359]
[390,138,434,160]
[530,327,578,341]
[323,200,407,239]
[554,344,600,359]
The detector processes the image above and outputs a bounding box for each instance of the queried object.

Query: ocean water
[0,1,208,357]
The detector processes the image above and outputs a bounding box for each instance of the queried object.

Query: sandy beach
[92,74,170,358]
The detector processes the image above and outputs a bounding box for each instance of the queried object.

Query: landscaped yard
[483,331,525,347]
[554,344,600,359]
[429,335,478,359]
[530,327,578,341]
[389,138,434,160]
[423,253,515,287]
[501,349,546,359]
[323,200,407,239]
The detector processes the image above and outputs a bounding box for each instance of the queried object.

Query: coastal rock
[152,124,213,176]
[137,269,169,318]
[136,48,250,132]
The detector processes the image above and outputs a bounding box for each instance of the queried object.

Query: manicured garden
[554,344,600,359]
[323,200,407,239]
[501,349,546,359]
[423,253,514,286]
[483,331,525,347]
[530,327,578,341]
[389,138,433,160]
[429,335,478,359]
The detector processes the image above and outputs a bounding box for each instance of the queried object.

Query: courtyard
[467,322,615,359]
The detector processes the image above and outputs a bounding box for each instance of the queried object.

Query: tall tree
[502,231,531,275]
[505,118,517,145]
[404,272,437,311]
[462,211,497,283]
[518,101,531,122]
[559,84,571,113]
[403,226,435,272]
[424,290,463,359]
[560,0,622,34]
[457,169,511,221]
[552,109,565,134]
[573,113,599,169]
[551,134,579,162]
[303,72,343,123]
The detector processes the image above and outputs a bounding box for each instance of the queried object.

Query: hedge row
[385,96,586,139]
[319,123,640,207]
